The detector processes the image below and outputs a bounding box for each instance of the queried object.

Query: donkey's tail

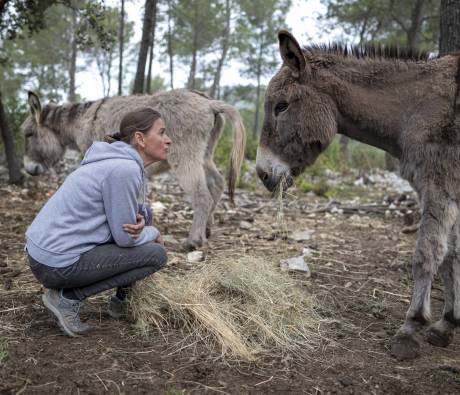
[209,101,246,204]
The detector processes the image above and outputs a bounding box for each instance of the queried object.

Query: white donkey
[22,89,246,250]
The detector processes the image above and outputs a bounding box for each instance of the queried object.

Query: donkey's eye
[274,102,289,116]
[24,130,34,138]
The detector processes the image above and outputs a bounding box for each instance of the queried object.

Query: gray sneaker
[107,295,128,319]
[42,289,91,337]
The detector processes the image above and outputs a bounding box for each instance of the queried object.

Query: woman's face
[139,118,172,164]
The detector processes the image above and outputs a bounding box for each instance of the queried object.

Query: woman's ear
[133,131,145,148]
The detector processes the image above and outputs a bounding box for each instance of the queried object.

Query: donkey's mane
[305,43,432,62]
[40,101,95,130]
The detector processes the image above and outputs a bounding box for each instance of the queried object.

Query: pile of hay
[130,256,321,361]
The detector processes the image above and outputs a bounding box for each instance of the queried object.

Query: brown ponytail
[103,107,162,144]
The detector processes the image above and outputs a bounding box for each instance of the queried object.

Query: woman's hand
[155,233,165,246]
[123,214,145,240]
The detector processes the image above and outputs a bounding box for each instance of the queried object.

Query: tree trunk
[118,0,125,95]
[0,92,23,185]
[167,0,174,89]
[68,9,77,102]
[107,49,113,96]
[253,71,262,140]
[210,0,231,99]
[439,0,460,55]
[133,0,157,94]
[145,2,157,94]
[187,2,199,90]
[407,0,425,51]
[252,30,264,139]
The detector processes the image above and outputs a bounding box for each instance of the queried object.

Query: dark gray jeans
[28,242,167,300]
[27,206,167,300]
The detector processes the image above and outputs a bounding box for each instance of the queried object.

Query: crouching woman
[25,107,172,337]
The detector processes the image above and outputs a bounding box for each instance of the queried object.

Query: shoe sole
[42,293,78,337]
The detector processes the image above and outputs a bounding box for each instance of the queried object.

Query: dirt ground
[1,170,460,395]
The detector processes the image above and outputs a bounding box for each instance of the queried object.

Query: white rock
[280,256,311,276]
[187,251,205,263]
[163,235,179,245]
[290,230,313,242]
[302,247,313,257]
[151,201,167,214]
[239,220,252,230]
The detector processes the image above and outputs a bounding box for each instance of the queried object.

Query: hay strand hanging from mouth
[130,256,321,362]
[274,174,290,238]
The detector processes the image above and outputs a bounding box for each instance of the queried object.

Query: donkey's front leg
[426,216,460,347]
[390,199,458,360]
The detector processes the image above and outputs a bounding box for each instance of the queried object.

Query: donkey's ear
[28,91,42,124]
[278,30,308,78]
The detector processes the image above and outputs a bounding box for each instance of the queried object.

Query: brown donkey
[256,31,460,360]
[23,89,245,250]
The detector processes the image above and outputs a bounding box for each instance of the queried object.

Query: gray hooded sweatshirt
[25,141,159,268]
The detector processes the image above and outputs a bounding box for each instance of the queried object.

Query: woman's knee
[147,243,168,269]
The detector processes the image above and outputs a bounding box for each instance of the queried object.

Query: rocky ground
[1,158,459,394]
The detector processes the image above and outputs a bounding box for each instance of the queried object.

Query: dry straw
[274,174,291,237]
[130,256,320,362]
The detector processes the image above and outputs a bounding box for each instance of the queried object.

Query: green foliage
[214,84,262,175]
[0,1,112,47]
[170,0,228,89]
[4,95,28,153]
[297,179,315,193]
[83,5,134,97]
[319,0,439,50]
[0,339,8,364]
[348,140,386,170]
[235,0,291,79]
[297,177,368,199]
[235,0,292,136]
[303,137,385,177]
[148,75,168,93]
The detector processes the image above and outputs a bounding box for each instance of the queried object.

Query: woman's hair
[104,107,162,144]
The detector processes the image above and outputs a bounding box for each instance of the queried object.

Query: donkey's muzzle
[256,166,293,193]
[24,157,46,176]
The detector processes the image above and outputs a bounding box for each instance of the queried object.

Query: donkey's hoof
[206,226,211,239]
[390,333,420,361]
[181,242,197,252]
[426,327,453,348]
[182,238,204,252]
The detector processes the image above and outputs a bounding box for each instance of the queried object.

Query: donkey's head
[22,92,66,175]
[256,31,338,192]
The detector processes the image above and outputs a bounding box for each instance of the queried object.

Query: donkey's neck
[321,58,447,159]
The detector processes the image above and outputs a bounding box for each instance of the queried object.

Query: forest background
[0,0,459,187]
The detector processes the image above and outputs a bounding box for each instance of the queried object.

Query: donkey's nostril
[262,173,269,182]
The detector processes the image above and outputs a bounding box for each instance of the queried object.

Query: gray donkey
[256,31,460,360]
[22,89,245,250]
